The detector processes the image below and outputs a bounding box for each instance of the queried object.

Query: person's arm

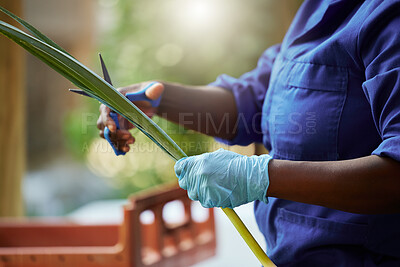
[98,45,280,150]
[97,81,238,152]
[268,155,400,214]
[175,150,400,214]
[157,82,237,140]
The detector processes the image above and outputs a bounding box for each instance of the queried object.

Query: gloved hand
[174,148,272,208]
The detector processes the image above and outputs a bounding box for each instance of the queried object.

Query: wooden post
[0,0,25,217]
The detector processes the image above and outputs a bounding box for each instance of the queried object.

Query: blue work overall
[211,0,400,265]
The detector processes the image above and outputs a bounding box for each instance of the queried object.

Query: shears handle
[104,82,161,156]
[125,82,161,107]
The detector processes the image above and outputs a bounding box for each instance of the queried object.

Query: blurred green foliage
[63,100,100,160]
[63,0,302,198]
[99,0,292,85]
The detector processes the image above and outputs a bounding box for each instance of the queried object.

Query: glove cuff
[246,154,272,204]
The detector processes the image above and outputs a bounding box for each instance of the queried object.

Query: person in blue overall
[98,0,400,265]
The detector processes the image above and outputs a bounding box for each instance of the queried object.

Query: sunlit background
[0,0,301,265]
[12,0,299,216]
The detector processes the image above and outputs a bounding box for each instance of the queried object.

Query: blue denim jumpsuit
[211,0,400,265]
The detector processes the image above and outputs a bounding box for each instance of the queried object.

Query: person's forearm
[157,82,237,139]
[267,155,400,214]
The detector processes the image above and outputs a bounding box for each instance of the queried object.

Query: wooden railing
[0,184,216,267]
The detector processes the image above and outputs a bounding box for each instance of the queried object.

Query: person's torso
[257,0,400,265]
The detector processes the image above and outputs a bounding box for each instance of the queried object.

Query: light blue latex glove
[174,148,272,208]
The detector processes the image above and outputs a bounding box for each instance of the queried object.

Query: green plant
[0,7,275,266]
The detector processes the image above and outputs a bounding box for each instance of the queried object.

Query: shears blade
[99,53,113,86]
[69,54,113,98]
[68,88,90,97]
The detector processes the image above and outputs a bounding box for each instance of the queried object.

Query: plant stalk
[222,208,275,266]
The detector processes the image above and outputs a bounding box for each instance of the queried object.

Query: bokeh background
[1,0,301,217]
[1,3,303,263]
[1,0,301,265]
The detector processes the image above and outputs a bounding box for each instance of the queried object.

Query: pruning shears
[69,54,161,156]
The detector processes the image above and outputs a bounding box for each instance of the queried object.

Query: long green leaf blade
[0,20,186,160]
[0,6,72,57]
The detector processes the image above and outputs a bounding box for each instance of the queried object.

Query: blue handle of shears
[104,112,125,156]
[104,82,161,156]
[125,82,161,107]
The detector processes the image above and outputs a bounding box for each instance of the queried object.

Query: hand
[174,148,272,208]
[97,82,164,153]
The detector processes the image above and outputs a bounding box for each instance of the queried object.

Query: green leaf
[0,18,186,161]
[0,5,72,57]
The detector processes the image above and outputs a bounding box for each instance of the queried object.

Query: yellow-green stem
[222,207,276,267]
